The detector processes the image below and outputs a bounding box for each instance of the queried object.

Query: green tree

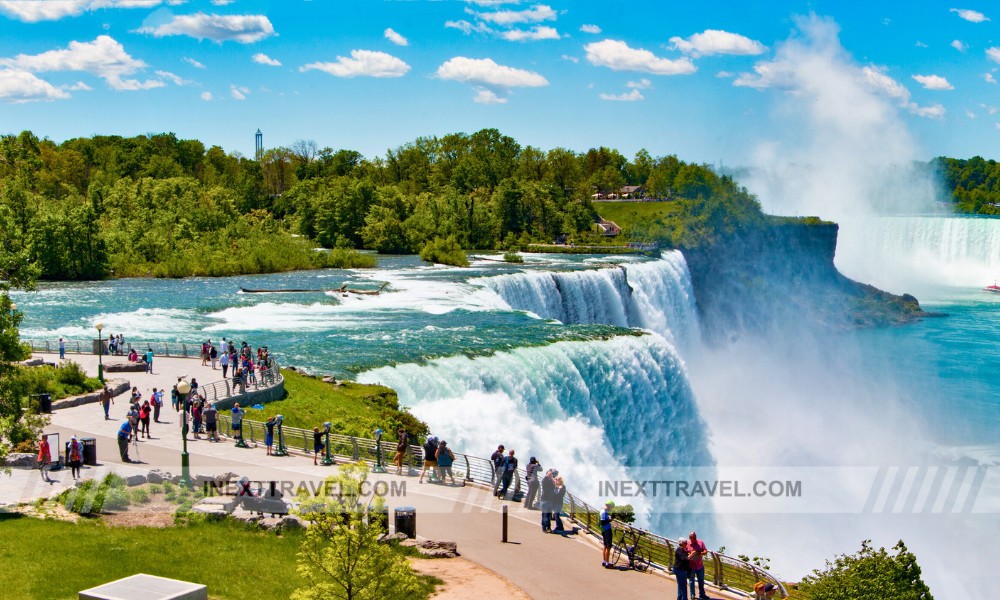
[1,238,40,471]
[798,540,933,600]
[293,463,421,600]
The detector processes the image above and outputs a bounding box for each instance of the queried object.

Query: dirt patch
[409,557,530,600]
[102,496,177,528]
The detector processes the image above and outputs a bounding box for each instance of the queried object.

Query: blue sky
[0,0,997,165]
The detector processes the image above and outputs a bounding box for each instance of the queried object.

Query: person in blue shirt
[144,348,154,374]
[600,500,615,568]
[117,420,133,462]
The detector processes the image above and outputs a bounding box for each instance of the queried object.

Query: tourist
[201,340,210,366]
[108,333,116,355]
[220,349,229,378]
[265,417,276,455]
[540,469,556,531]
[126,401,139,442]
[210,344,218,370]
[152,387,163,423]
[144,347,154,374]
[674,538,692,600]
[552,474,566,532]
[754,582,778,599]
[435,440,456,484]
[67,435,83,479]
[100,385,113,420]
[497,449,518,499]
[524,456,541,509]
[138,400,151,439]
[128,348,138,362]
[600,501,615,567]
[130,386,142,406]
[171,380,180,412]
[393,428,408,474]
[313,427,325,465]
[58,337,65,360]
[418,435,438,483]
[191,400,202,439]
[231,403,245,443]
[204,403,219,442]
[490,444,505,491]
[117,419,132,462]
[37,435,51,482]
[687,531,709,600]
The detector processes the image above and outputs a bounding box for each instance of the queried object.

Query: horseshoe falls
[836,215,1000,295]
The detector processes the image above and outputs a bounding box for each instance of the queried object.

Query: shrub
[129,488,150,504]
[503,251,524,263]
[419,237,469,267]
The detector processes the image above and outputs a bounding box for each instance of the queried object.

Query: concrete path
[10,354,743,600]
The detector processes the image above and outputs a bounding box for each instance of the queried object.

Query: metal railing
[194,359,284,404]
[210,416,785,597]
[25,338,212,358]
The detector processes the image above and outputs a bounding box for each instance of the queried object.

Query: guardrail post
[513,469,521,496]
[464,456,472,482]
[569,496,576,521]
[712,552,723,586]
[182,343,187,357]
[351,438,359,461]
[302,431,309,453]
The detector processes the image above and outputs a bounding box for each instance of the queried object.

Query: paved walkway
[11,354,742,600]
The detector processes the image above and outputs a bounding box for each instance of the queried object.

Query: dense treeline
[934,156,1000,215]
[0,128,763,279]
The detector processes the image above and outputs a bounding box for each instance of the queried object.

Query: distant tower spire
[255,129,263,160]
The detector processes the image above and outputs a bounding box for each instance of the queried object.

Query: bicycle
[610,526,650,572]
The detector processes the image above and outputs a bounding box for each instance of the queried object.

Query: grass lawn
[0,515,304,599]
[593,200,684,231]
[244,369,428,439]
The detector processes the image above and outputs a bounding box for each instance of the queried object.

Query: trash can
[33,393,52,414]
[394,506,416,538]
[369,505,389,532]
[81,438,97,466]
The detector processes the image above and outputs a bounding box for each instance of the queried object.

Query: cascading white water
[358,334,714,534]
[836,216,1000,294]
[478,251,699,348]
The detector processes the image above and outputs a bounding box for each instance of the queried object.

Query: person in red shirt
[687,531,709,600]
[37,435,52,482]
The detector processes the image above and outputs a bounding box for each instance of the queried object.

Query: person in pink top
[687,531,709,600]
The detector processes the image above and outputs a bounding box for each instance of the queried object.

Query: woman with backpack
[138,400,151,439]
[67,435,83,479]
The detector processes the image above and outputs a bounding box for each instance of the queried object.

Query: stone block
[147,469,171,484]
[125,474,147,487]
[5,453,37,468]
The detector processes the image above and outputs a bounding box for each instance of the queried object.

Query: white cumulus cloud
[987,47,1000,63]
[580,24,601,34]
[985,73,997,84]
[474,88,507,104]
[584,39,695,75]
[0,0,183,23]
[599,89,643,101]
[184,57,206,69]
[0,35,163,91]
[301,50,410,78]
[138,13,276,44]
[951,40,968,52]
[436,56,547,87]
[0,68,71,102]
[252,53,281,66]
[230,84,248,100]
[473,4,556,25]
[155,70,190,85]
[912,74,954,90]
[201,91,212,101]
[669,29,767,57]
[951,8,989,22]
[627,78,651,89]
[445,19,492,35]
[500,26,560,41]
[384,28,408,46]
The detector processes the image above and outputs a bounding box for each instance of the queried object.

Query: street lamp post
[372,428,386,473]
[95,322,105,384]
[176,380,192,487]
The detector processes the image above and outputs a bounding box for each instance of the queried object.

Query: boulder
[280,515,304,530]
[146,469,171,484]
[378,532,410,544]
[104,362,147,373]
[321,376,337,384]
[191,504,228,520]
[415,540,459,558]
[125,474,147,487]
[5,453,37,468]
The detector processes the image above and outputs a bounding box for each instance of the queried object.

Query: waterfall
[836,215,1000,293]
[477,251,700,348]
[358,334,714,533]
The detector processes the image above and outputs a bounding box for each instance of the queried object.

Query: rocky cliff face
[681,219,922,344]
